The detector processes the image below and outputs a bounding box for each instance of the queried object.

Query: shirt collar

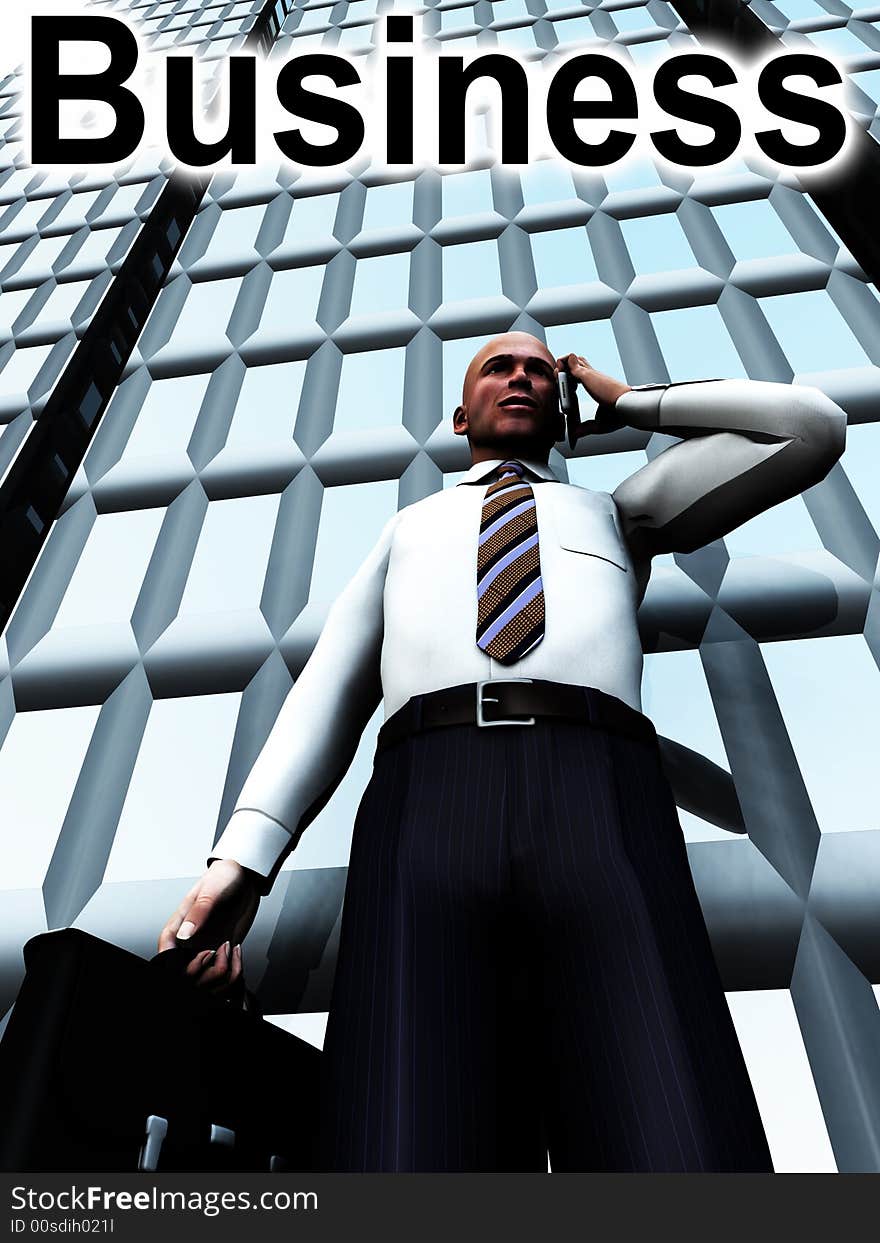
[456,458,559,486]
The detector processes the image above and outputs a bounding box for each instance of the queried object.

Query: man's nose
[508,367,532,387]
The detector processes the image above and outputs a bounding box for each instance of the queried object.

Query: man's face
[453,333,561,460]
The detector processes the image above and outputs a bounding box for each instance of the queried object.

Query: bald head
[461,332,557,405]
[453,331,562,465]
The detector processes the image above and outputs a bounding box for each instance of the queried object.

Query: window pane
[0,706,101,888]
[838,423,880,533]
[711,200,799,263]
[349,252,410,317]
[604,156,664,193]
[0,344,61,408]
[762,635,880,833]
[442,170,495,218]
[610,5,655,32]
[619,213,698,274]
[552,15,597,44]
[440,6,479,31]
[255,265,325,336]
[769,0,829,18]
[443,334,490,415]
[160,278,241,353]
[494,24,538,48]
[60,226,127,276]
[178,493,281,615]
[309,480,398,609]
[531,227,599,288]
[492,0,533,19]
[122,374,211,460]
[567,449,649,493]
[333,348,406,432]
[724,495,821,557]
[726,991,836,1173]
[642,646,733,845]
[0,289,36,339]
[225,361,306,446]
[849,68,880,110]
[760,291,872,373]
[52,509,166,629]
[520,160,577,207]
[360,181,415,233]
[546,319,623,381]
[103,694,242,882]
[802,25,871,56]
[651,305,745,380]
[274,193,339,256]
[442,239,502,301]
[201,203,267,263]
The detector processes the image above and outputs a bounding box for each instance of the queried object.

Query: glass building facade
[0,0,878,1172]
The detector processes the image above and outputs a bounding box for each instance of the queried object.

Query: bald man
[160,335,845,1171]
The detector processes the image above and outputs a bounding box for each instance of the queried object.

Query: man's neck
[469,445,551,466]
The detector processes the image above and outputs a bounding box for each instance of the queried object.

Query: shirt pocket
[551,508,628,572]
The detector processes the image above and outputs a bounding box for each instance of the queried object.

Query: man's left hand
[556,354,631,415]
[185,940,245,998]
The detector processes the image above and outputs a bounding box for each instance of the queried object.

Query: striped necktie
[476,461,545,665]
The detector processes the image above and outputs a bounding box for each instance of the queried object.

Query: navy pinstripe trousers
[318,706,774,1172]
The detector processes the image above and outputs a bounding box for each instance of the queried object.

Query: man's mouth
[498,396,538,409]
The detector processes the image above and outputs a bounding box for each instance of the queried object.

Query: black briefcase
[0,929,321,1173]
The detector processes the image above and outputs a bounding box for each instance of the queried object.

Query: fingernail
[223,940,231,957]
[234,943,241,958]
[177,921,196,941]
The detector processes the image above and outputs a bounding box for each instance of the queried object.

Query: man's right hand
[158,859,261,993]
[557,354,632,417]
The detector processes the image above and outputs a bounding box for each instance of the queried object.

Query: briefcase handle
[147,946,260,1015]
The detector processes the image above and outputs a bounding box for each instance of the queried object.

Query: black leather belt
[376,680,657,753]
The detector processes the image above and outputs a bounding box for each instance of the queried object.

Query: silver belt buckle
[476,678,535,727]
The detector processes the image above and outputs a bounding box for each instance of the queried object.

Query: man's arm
[611,379,846,557]
[158,510,400,971]
[207,509,400,892]
[561,358,847,559]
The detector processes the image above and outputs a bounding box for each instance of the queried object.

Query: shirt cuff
[207,809,294,892]
[614,385,666,429]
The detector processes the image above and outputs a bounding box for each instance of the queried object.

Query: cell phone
[557,365,578,436]
[556,363,600,449]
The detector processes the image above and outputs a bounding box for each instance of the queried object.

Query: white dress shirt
[208,378,846,889]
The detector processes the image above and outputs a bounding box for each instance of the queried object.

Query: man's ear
[452,405,468,437]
